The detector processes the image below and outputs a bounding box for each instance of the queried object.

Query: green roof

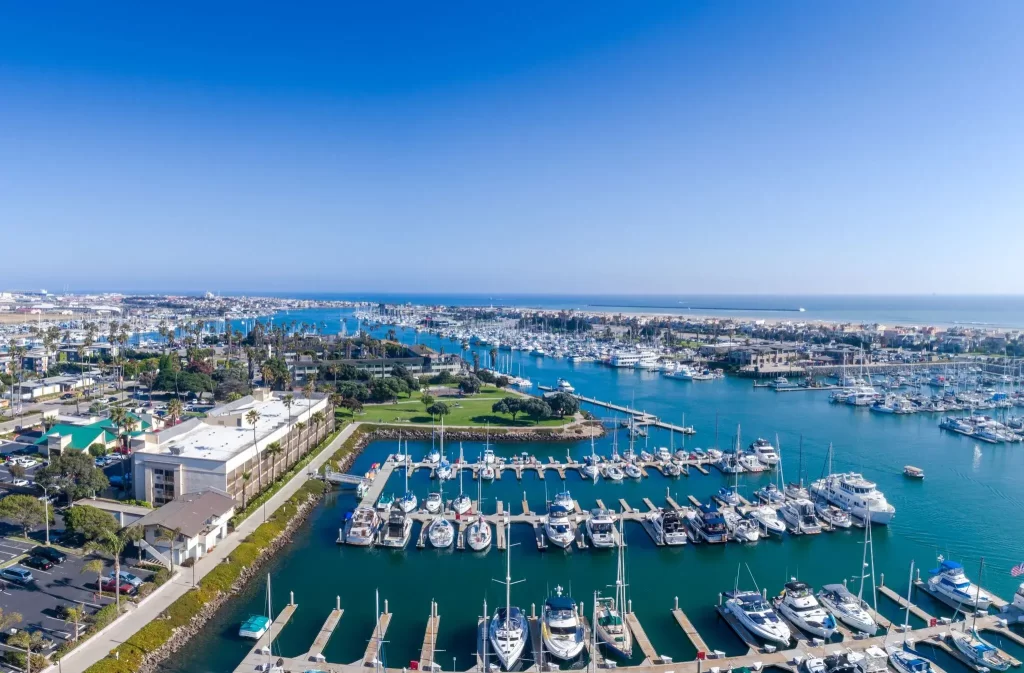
[89,413,151,433]
[35,425,113,451]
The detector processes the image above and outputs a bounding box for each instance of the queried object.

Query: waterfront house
[134,488,236,567]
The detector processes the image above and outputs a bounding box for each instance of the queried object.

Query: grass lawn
[339,394,571,427]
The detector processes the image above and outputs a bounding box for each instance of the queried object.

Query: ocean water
[161,312,1024,673]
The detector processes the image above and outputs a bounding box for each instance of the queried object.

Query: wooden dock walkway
[359,460,396,506]
[624,611,661,664]
[619,498,633,513]
[666,496,683,511]
[642,497,658,512]
[694,463,710,475]
[418,603,441,669]
[308,606,343,659]
[581,616,605,667]
[362,612,392,666]
[879,584,934,623]
[671,605,710,654]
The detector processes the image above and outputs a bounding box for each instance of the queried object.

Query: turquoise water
[162,311,1024,673]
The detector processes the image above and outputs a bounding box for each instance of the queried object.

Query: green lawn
[340,394,571,427]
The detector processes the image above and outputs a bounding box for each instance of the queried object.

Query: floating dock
[362,610,392,666]
[418,602,441,669]
[624,609,662,664]
[878,581,934,623]
[308,602,343,660]
[671,598,710,654]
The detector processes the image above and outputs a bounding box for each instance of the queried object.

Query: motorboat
[780,499,822,534]
[950,629,1011,671]
[343,507,380,546]
[804,658,828,673]
[723,511,760,543]
[926,559,992,610]
[425,448,441,464]
[595,516,632,658]
[852,646,889,673]
[723,590,792,646]
[706,448,723,462]
[490,521,528,670]
[604,464,624,482]
[809,472,895,525]
[663,462,681,477]
[553,490,574,510]
[718,454,745,474]
[483,448,496,465]
[903,465,924,479]
[650,508,688,545]
[738,453,766,472]
[1013,582,1024,611]
[623,462,642,479]
[755,483,785,504]
[466,516,492,551]
[555,378,576,394]
[773,580,836,638]
[685,502,729,543]
[886,645,934,673]
[823,653,860,673]
[750,438,780,466]
[640,450,654,462]
[427,515,454,548]
[717,485,741,506]
[747,506,787,536]
[424,492,443,514]
[546,504,575,548]
[376,493,395,513]
[436,458,454,481]
[239,614,271,639]
[817,584,877,634]
[541,587,585,661]
[655,447,672,462]
[587,508,616,548]
[785,482,810,500]
[814,502,852,528]
[380,506,413,548]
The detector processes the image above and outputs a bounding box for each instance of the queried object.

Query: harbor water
[162,311,1024,673]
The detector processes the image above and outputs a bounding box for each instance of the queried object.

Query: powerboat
[823,653,859,673]
[466,516,492,551]
[623,462,642,479]
[815,502,852,528]
[903,465,925,479]
[748,506,787,536]
[1013,582,1024,612]
[483,448,496,465]
[949,629,1011,671]
[755,483,785,504]
[490,521,528,670]
[774,581,836,638]
[785,482,810,500]
[685,502,729,543]
[545,504,575,548]
[851,646,889,673]
[553,490,574,510]
[343,507,380,546]
[809,472,895,525]
[380,506,413,548]
[427,515,454,548]
[238,614,271,639]
[424,492,443,514]
[780,498,822,534]
[555,378,576,394]
[804,658,828,673]
[817,584,876,634]
[926,559,992,610]
[723,590,792,646]
[587,508,616,548]
[886,646,934,673]
[723,511,760,543]
[739,453,765,472]
[750,438,780,466]
[376,493,395,513]
[425,448,441,464]
[650,508,688,545]
[541,587,585,661]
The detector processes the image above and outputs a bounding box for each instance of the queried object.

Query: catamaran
[489,518,527,670]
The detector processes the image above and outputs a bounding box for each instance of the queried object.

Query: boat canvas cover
[241,615,270,631]
[930,559,963,574]
[821,583,856,599]
[545,596,576,612]
[496,607,523,622]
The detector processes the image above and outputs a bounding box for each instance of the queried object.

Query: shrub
[152,568,171,586]
[90,603,123,630]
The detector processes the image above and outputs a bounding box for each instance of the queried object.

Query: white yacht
[780,498,822,534]
[610,351,642,368]
[814,502,852,528]
[581,457,600,480]
[774,581,837,638]
[553,489,574,510]
[1013,582,1024,612]
[436,458,454,481]
[466,516,492,552]
[380,506,413,548]
[817,584,877,634]
[723,511,760,543]
[490,521,528,670]
[750,438,780,466]
[424,492,442,514]
[343,507,380,546]
[809,472,895,524]
[747,506,787,536]
[541,587,585,661]
[483,448,496,465]
[926,559,992,610]
[723,590,792,646]
[845,384,878,406]
[427,516,454,548]
[623,461,642,479]
[425,448,441,464]
[604,464,624,481]
[555,378,575,393]
[545,504,575,548]
[586,508,616,548]
[637,352,660,369]
[650,508,688,545]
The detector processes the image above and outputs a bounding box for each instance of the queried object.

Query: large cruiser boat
[750,438,780,466]
[343,507,380,546]
[609,351,642,367]
[380,506,413,548]
[541,587,585,661]
[809,472,895,524]
[926,559,992,610]
[780,498,822,534]
[586,509,616,548]
[555,378,575,393]
[545,504,575,548]
[650,508,688,545]
[817,584,876,634]
[723,590,792,646]
[685,502,729,543]
[774,581,836,639]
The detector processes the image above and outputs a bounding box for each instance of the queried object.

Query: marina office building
[130,388,334,505]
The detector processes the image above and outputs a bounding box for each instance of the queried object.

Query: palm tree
[166,398,184,426]
[311,410,325,443]
[241,472,252,509]
[86,528,135,611]
[283,393,294,423]
[245,408,262,489]
[489,347,498,369]
[154,526,182,572]
[294,421,306,462]
[265,442,283,481]
[64,605,84,641]
[82,559,106,596]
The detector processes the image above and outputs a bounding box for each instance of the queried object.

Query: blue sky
[2,2,1023,295]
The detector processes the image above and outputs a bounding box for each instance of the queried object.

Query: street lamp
[41,485,50,546]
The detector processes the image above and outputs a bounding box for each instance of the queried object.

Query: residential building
[133,489,236,567]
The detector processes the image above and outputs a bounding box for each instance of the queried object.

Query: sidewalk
[55,422,361,673]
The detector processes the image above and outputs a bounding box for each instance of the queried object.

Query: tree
[496,375,510,388]
[338,397,363,414]
[241,472,252,509]
[88,443,108,458]
[155,526,182,572]
[265,441,283,482]
[82,558,106,594]
[63,504,118,541]
[492,397,522,421]
[166,398,184,425]
[421,393,435,411]
[0,608,23,634]
[310,410,326,443]
[36,452,109,503]
[489,347,498,369]
[426,402,450,421]
[546,392,580,418]
[472,352,480,372]
[63,606,84,642]
[87,527,136,611]
[521,398,552,425]
[283,393,294,422]
[8,464,26,480]
[0,495,45,537]
[458,375,482,395]
[246,409,262,491]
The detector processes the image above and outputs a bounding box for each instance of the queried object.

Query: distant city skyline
[3,2,1023,293]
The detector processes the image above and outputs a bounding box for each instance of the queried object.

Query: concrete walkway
[54,422,361,673]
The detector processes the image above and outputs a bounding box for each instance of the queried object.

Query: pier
[624,606,662,664]
[671,597,710,654]
[363,608,393,666]
[538,389,697,435]
[419,601,441,670]
[308,600,344,660]
[878,576,934,623]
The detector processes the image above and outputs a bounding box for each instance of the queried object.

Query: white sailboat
[949,558,1010,671]
[399,450,417,513]
[489,517,527,670]
[818,520,877,634]
[466,469,491,551]
[595,515,633,658]
[452,443,471,515]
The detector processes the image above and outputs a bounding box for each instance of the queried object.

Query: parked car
[109,570,144,588]
[10,479,30,487]
[100,577,135,594]
[22,556,54,571]
[32,546,67,564]
[0,567,35,584]
[61,393,74,400]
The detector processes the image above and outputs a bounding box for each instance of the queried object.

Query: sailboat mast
[505,517,512,629]
[857,518,869,604]
[972,558,984,634]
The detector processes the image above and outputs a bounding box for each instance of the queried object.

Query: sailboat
[399,451,417,513]
[238,573,273,639]
[452,443,472,515]
[817,520,878,634]
[489,517,527,669]
[948,558,1011,671]
[595,515,633,658]
[582,436,599,480]
[467,468,491,551]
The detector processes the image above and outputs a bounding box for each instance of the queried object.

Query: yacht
[809,472,895,524]
[817,584,876,634]
[950,629,1010,671]
[926,559,992,610]
[750,438,780,466]
[541,587,586,661]
[623,461,642,479]
[604,464,624,482]
[650,508,688,545]
[581,456,600,480]
[427,515,454,548]
[399,490,417,513]
[425,448,441,464]
[685,502,729,543]
[483,448,496,465]
[845,385,878,406]
[738,453,766,472]
[481,464,496,480]
[814,502,852,529]
[595,516,633,658]
[343,507,381,546]
[490,521,528,670]
[553,490,574,510]
[723,590,792,646]
[774,581,837,638]
[467,516,492,552]
[610,351,642,368]
[587,509,616,548]
[555,378,575,393]
[823,653,860,673]
[804,658,828,673]
[755,483,785,504]
[780,499,822,534]
[546,504,575,548]
[376,493,395,513]
[380,505,413,548]
[1013,582,1024,611]
[747,506,787,536]
[655,446,673,462]
[886,646,934,673]
[424,492,443,514]
[723,511,760,543]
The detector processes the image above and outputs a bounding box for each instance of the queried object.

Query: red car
[100,578,135,595]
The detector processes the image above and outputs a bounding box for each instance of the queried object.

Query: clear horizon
[3,2,1023,293]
